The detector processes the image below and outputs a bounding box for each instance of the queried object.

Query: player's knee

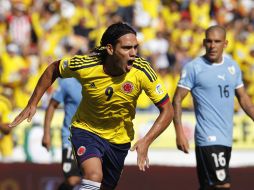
[66,176,81,186]
[84,171,103,182]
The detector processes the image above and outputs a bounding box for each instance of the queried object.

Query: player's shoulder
[223,54,238,66]
[132,57,157,82]
[68,54,101,71]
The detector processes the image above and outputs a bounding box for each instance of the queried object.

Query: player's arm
[9,60,61,128]
[172,86,190,154]
[131,100,174,171]
[235,86,254,120]
[42,98,60,151]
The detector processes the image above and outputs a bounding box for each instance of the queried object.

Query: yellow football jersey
[59,55,169,144]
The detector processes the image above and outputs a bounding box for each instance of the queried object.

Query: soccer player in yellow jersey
[9,22,174,190]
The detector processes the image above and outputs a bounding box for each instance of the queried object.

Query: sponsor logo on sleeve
[156,84,164,94]
[63,60,68,69]
[181,69,187,78]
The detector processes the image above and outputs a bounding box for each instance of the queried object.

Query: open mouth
[127,60,135,66]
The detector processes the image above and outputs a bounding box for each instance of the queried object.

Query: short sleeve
[59,57,79,78]
[141,72,169,106]
[235,63,244,89]
[178,62,195,90]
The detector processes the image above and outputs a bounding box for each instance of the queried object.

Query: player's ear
[224,39,228,48]
[202,39,206,47]
[106,44,114,55]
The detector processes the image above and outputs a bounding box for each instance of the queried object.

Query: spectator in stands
[6,2,32,48]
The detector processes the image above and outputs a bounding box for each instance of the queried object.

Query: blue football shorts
[70,127,130,189]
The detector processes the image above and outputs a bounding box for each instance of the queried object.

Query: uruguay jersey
[178,55,243,147]
[52,78,82,148]
[59,55,169,144]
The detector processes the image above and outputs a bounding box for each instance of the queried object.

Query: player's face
[203,29,228,63]
[111,33,138,74]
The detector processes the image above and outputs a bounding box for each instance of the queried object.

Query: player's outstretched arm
[9,60,61,128]
[131,101,174,171]
[42,98,60,151]
[172,87,190,154]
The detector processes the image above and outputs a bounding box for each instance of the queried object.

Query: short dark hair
[91,22,136,58]
[205,25,226,39]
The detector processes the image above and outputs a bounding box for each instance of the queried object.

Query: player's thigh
[71,127,104,180]
[195,145,232,187]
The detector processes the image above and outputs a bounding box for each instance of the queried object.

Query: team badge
[228,66,235,75]
[216,169,226,181]
[122,82,134,93]
[155,84,164,94]
[63,163,71,172]
[77,146,86,156]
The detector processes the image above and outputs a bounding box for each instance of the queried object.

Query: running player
[10,22,174,190]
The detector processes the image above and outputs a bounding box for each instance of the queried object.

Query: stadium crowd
[1,0,254,160]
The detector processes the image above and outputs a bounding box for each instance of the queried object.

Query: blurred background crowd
[1,0,254,161]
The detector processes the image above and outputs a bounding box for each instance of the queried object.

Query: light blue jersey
[52,78,82,148]
[178,55,243,147]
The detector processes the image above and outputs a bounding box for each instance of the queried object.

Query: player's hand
[176,133,189,154]
[130,139,149,172]
[0,123,12,134]
[42,133,51,151]
[9,105,37,128]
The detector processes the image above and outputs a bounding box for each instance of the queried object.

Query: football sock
[79,179,101,190]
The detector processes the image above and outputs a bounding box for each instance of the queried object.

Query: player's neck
[204,55,223,64]
[103,61,124,77]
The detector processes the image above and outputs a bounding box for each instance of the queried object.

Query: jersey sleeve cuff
[155,94,170,107]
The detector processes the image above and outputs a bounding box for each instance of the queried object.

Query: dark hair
[91,22,136,59]
[205,25,226,39]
